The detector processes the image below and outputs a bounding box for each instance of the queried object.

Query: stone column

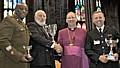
[85,0,95,31]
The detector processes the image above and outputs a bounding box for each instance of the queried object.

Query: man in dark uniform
[0,3,32,68]
[27,10,59,68]
[85,11,120,68]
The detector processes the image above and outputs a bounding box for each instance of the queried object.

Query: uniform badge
[20,28,25,31]
[6,45,12,51]
[94,40,100,45]
[11,51,14,55]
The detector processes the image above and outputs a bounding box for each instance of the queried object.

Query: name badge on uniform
[94,40,100,45]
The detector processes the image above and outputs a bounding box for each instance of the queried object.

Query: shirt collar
[96,25,105,32]
[68,27,77,31]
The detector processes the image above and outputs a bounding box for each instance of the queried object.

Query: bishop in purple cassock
[58,27,89,68]
[57,12,89,68]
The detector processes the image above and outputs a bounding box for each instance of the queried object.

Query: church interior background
[0,0,120,31]
[0,0,120,68]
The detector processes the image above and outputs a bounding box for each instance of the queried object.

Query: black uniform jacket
[85,25,120,68]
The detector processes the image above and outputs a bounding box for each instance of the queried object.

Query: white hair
[34,10,46,18]
[34,10,46,26]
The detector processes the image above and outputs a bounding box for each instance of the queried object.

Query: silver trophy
[105,36,119,61]
[26,45,32,59]
[48,24,57,42]
[23,45,33,60]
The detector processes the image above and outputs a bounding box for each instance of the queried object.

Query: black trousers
[30,65,53,68]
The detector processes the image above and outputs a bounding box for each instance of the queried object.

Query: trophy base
[27,54,33,61]
[107,55,115,61]
[107,55,118,61]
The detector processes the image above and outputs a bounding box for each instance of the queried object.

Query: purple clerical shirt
[58,28,89,68]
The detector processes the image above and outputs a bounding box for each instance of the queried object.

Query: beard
[35,18,46,26]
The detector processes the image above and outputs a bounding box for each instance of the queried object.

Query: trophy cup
[23,45,33,61]
[105,34,119,61]
[48,24,57,42]
[26,45,32,59]
[48,24,63,54]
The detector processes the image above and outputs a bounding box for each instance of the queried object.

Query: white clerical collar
[96,25,105,32]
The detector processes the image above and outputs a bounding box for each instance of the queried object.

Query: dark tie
[42,27,49,39]
[99,28,102,33]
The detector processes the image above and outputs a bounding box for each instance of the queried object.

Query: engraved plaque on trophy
[105,34,119,61]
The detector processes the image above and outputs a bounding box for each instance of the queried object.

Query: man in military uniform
[85,11,120,68]
[0,3,31,68]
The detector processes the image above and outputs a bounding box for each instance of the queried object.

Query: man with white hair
[34,10,47,26]
[27,10,57,68]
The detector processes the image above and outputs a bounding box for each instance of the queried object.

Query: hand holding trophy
[105,34,119,61]
[54,43,63,53]
[47,24,63,53]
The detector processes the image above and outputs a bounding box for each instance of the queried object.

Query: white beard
[35,19,46,26]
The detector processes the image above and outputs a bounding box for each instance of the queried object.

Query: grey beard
[35,20,46,26]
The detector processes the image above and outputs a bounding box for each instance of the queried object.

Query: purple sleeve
[57,30,63,46]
